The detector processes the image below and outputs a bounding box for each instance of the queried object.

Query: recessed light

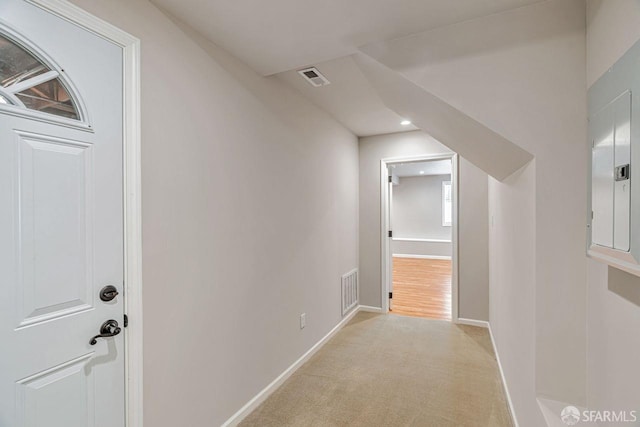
[419,171,425,175]
[400,120,411,126]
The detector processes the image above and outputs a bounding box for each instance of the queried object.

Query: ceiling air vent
[298,67,330,87]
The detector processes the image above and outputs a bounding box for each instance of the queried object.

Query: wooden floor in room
[391,257,452,320]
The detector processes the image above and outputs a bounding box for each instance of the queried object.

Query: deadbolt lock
[99,285,119,302]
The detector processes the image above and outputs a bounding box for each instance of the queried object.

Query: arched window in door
[0,32,81,120]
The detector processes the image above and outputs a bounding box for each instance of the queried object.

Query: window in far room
[442,180,452,227]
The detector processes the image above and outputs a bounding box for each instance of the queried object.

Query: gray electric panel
[588,39,640,275]
[591,92,631,251]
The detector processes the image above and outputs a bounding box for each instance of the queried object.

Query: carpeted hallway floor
[239,312,513,427]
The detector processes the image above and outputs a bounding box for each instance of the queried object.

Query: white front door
[0,1,125,426]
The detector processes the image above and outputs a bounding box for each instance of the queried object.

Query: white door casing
[380,154,459,320]
[387,167,394,309]
[0,1,133,426]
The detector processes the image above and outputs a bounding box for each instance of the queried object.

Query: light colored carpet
[239,312,513,427]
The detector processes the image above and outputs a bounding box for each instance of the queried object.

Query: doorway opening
[381,154,458,321]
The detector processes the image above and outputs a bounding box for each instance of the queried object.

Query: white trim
[392,254,452,260]
[587,247,640,278]
[456,318,489,328]
[488,325,519,427]
[122,33,143,427]
[392,237,452,243]
[451,156,459,322]
[381,160,390,312]
[221,307,362,426]
[358,305,384,313]
[0,101,92,131]
[381,153,459,322]
[26,2,143,427]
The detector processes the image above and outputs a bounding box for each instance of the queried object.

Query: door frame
[24,1,143,426]
[380,153,459,321]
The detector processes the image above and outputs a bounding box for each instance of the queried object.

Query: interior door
[0,2,125,426]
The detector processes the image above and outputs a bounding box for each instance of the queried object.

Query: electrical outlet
[300,313,306,329]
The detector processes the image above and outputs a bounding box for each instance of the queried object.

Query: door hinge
[123,314,128,328]
[389,292,393,299]
[388,175,392,183]
[388,230,393,238]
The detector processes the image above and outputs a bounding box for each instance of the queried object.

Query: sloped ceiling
[352,54,533,181]
[351,0,583,179]
[153,0,544,180]
[151,0,545,76]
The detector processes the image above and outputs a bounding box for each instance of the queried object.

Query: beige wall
[586,1,640,422]
[358,130,489,321]
[392,174,451,241]
[489,162,538,424]
[68,1,358,425]
[458,157,490,322]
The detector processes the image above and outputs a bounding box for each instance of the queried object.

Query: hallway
[4,1,638,426]
[240,312,512,426]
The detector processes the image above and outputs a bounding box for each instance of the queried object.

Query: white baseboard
[392,254,452,260]
[221,307,360,426]
[456,318,489,328]
[488,325,519,427]
[358,305,383,313]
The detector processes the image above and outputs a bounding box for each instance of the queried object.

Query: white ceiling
[152,0,546,76]
[392,160,451,178]
[276,55,418,136]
